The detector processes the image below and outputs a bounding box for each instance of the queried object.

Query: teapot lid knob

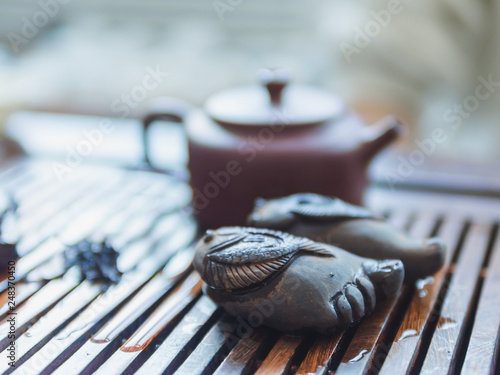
[258,68,290,105]
[204,68,343,127]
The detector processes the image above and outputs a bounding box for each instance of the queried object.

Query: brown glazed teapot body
[143,69,401,228]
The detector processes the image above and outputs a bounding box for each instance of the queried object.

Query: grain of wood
[213,329,270,375]
[254,335,304,375]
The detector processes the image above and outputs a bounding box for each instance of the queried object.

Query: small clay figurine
[194,227,404,334]
[0,190,18,274]
[247,193,445,282]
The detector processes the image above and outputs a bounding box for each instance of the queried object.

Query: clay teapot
[142,69,401,228]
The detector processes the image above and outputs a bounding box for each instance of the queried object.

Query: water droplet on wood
[397,329,418,342]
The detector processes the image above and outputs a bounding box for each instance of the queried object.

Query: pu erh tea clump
[193,227,404,334]
[64,240,122,286]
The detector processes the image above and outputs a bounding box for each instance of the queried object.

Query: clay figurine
[247,193,445,282]
[194,227,404,334]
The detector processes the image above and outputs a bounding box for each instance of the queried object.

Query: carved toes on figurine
[247,193,445,282]
[193,227,404,334]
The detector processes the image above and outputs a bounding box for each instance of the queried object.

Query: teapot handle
[141,97,192,167]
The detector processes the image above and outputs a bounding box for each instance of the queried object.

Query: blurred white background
[0,0,357,117]
[1,0,499,164]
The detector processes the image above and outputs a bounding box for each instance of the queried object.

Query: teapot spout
[362,115,403,161]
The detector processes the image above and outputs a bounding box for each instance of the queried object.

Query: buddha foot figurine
[247,193,445,282]
[194,227,404,334]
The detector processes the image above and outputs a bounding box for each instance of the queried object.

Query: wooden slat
[121,273,202,352]
[16,176,97,237]
[0,275,78,348]
[96,249,194,343]
[11,249,188,375]
[17,170,148,257]
[367,187,500,225]
[254,335,304,375]
[4,157,500,375]
[173,315,240,375]
[295,333,344,375]
[375,217,465,375]
[461,229,500,374]
[110,206,172,247]
[93,274,203,375]
[116,214,192,272]
[419,223,493,374]
[335,288,410,375]
[51,248,194,375]
[0,281,101,374]
[213,329,271,375]
[0,238,65,293]
[0,282,41,320]
[93,192,161,240]
[51,276,170,375]
[135,296,220,375]
[14,175,71,217]
[14,172,77,215]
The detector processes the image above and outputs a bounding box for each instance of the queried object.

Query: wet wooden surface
[376,217,465,375]
[419,223,493,375]
[254,335,304,375]
[0,159,499,375]
[461,227,500,374]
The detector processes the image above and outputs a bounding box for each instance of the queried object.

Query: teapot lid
[204,69,343,127]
